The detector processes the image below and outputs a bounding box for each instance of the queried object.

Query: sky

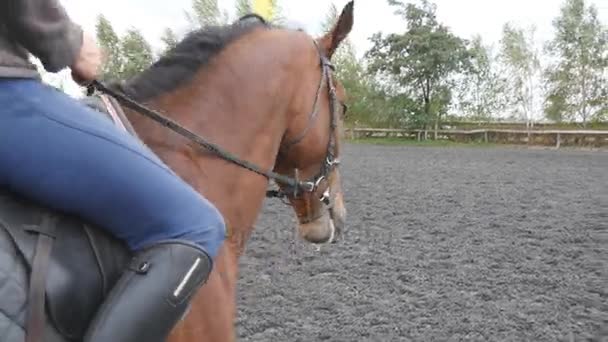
[49,0,608,95]
[59,0,608,56]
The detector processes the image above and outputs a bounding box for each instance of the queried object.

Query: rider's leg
[0,78,226,341]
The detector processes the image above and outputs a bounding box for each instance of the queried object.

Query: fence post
[556,132,561,148]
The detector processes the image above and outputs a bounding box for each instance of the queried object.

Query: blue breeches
[0,79,225,258]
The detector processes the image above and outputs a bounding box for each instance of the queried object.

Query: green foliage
[543,0,608,125]
[186,0,230,28]
[95,14,122,80]
[160,28,179,54]
[120,28,154,79]
[365,0,471,129]
[160,0,229,56]
[87,0,606,128]
[184,0,284,27]
[455,35,510,120]
[269,0,287,26]
[235,0,252,18]
[320,4,365,125]
[320,4,358,69]
[498,23,542,123]
[318,4,398,128]
[95,16,153,81]
[544,86,569,122]
[94,0,288,84]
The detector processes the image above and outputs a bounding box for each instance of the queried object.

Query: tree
[455,35,509,120]
[318,4,385,127]
[95,16,155,81]
[235,0,252,18]
[250,0,286,25]
[498,23,542,126]
[186,0,230,28]
[365,0,471,131]
[120,28,154,80]
[160,28,179,54]
[95,14,122,80]
[320,4,359,72]
[543,0,608,125]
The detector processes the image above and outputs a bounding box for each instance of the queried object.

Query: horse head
[271,1,353,245]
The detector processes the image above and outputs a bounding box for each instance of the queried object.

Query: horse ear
[320,1,354,59]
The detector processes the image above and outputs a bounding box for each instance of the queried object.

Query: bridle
[268,38,342,205]
[87,35,342,206]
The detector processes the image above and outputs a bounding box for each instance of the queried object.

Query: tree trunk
[434,113,439,140]
[580,63,588,128]
[424,96,431,131]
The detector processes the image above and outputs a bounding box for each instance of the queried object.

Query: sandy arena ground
[236,144,607,342]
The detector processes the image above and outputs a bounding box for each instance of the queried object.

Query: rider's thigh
[0,79,226,257]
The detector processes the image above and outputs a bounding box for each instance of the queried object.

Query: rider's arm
[3,0,83,72]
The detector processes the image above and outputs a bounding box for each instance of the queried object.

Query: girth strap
[25,213,58,342]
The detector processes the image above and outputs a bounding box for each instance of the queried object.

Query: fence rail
[344,127,608,148]
[439,120,608,130]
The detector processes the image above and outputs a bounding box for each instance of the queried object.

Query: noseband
[87,37,341,204]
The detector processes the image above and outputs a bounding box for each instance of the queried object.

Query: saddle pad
[0,219,67,342]
[0,189,130,340]
[0,225,28,342]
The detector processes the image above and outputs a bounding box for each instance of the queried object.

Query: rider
[0,1,226,341]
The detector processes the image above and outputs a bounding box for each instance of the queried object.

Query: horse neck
[121,40,296,256]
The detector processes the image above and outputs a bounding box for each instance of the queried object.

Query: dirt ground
[235,144,608,342]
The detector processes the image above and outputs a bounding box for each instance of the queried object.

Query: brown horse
[104,2,355,341]
[0,2,353,342]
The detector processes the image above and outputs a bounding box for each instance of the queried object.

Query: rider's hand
[70,31,103,85]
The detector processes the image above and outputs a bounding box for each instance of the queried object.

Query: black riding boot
[83,240,213,342]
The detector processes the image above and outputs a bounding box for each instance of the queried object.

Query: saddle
[0,93,136,341]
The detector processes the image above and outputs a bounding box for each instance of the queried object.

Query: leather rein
[87,38,340,202]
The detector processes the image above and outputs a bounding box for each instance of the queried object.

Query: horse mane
[116,14,271,101]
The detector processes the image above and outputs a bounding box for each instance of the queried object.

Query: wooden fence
[344,127,608,148]
[439,120,608,131]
